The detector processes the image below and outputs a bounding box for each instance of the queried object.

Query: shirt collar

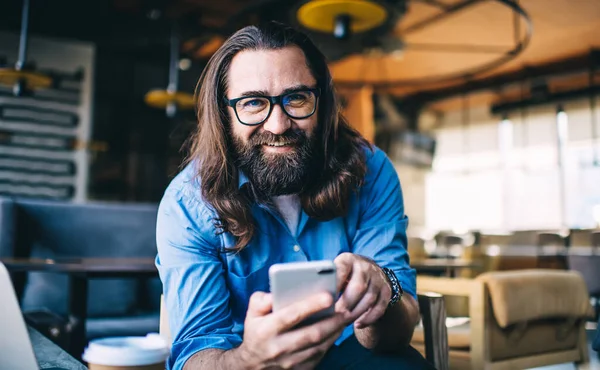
[238,170,250,189]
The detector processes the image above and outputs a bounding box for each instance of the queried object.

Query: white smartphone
[269,260,337,326]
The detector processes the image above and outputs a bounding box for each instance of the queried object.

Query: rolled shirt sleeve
[156,187,242,370]
[351,148,416,300]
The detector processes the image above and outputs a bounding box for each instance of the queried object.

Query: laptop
[0,262,72,370]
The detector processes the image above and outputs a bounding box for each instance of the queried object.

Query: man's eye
[243,99,265,108]
[239,98,268,111]
[285,93,309,105]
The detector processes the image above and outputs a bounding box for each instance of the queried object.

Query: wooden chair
[160,294,449,369]
[412,270,592,370]
[536,232,569,270]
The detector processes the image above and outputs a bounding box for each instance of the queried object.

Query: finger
[334,253,353,293]
[277,319,345,369]
[353,274,391,326]
[278,313,348,351]
[246,292,273,318]
[279,337,338,370]
[347,283,379,322]
[355,292,389,328]
[271,293,334,333]
[335,262,370,313]
[277,345,324,370]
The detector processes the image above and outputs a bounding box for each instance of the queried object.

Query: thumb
[246,291,272,318]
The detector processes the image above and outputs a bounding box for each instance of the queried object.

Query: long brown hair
[188,22,370,251]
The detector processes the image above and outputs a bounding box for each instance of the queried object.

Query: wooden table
[412,259,482,277]
[1,257,158,360]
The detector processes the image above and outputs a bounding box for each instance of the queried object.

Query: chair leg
[576,324,589,366]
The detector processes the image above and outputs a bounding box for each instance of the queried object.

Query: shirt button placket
[291,242,307,261]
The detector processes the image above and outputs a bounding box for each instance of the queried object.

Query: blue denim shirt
[156,146,416,370]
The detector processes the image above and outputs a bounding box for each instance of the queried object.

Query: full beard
[232,128,320,199]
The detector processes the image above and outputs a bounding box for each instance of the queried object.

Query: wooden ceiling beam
[404,50,599,105]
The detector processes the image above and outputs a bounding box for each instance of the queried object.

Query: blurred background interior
[0,0,599,369]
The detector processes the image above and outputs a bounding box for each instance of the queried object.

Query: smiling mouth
[260,141,295,147]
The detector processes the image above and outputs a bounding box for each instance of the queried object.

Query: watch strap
[381,267,402,307]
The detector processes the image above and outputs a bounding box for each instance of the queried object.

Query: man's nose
[262,104,291,135]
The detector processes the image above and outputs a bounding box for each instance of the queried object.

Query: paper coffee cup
[83,333,169,370]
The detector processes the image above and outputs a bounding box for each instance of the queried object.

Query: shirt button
[293,245,301,252]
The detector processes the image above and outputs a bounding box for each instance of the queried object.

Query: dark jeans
[316,335,436,370]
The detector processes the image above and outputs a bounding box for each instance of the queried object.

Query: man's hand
[334,253,392,329]
[237,291,348,370]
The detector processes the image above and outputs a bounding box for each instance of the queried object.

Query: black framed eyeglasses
[224,88,320,126]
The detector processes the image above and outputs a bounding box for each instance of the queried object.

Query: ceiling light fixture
[144,23,194,118]
[0,0,52,97]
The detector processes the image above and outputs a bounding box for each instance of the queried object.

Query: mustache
[248,129,306,146]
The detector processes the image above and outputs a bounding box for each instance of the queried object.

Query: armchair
[412,270,592,369]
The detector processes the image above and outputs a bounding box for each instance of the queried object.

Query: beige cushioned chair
[412,270,593,370]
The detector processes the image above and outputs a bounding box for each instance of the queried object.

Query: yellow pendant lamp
[144,23,194,118]
[296,0,388,39]
[144,90,194,111]
[0,0,52,96]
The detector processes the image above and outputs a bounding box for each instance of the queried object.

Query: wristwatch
[381,267,403,307]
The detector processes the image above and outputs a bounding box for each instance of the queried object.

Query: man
[156,22,432,370]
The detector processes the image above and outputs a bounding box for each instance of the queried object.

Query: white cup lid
[82,333,169,366]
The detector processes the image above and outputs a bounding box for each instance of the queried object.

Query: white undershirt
[272,195,301,237]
